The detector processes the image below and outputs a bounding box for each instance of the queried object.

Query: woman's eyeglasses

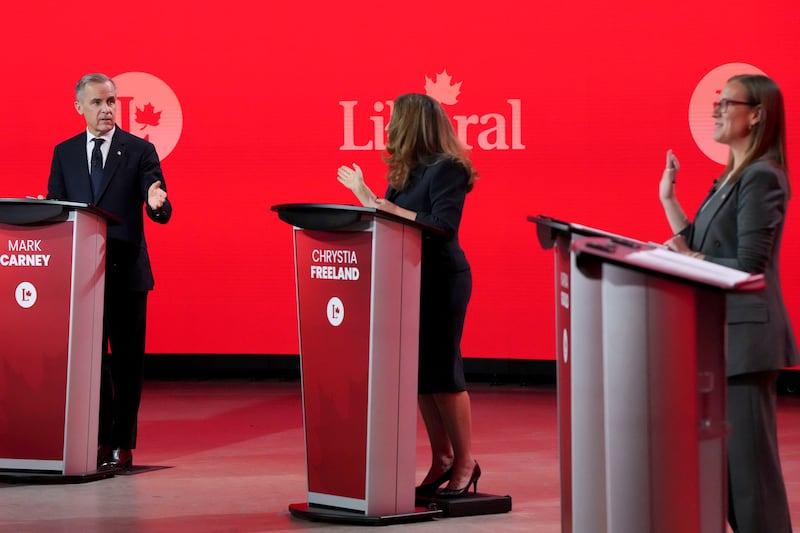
[713,99,756,113]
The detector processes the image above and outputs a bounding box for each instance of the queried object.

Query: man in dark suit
[47,73,172,470]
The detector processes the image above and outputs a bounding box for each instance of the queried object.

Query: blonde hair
[383,93,477,191]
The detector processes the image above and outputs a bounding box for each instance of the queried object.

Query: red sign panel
[295,229,373,499]
[0,222,73,460]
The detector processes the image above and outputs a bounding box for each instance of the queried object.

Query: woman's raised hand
[659,149,680,201]
[337,163,364,191]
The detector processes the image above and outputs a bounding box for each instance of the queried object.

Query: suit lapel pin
[116,151,122,156]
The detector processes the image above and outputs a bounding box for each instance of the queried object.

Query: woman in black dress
[337,93,479,498]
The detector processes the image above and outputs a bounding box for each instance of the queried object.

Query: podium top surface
[529,214,611,235]
[0,198,120,225]
[528,214,650,250]
[573,236,765,291]
[271,203,445,235]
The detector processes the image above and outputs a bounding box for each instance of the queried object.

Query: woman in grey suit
[659,74,798,533]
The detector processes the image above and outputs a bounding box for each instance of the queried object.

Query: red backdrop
[2,0,799,360]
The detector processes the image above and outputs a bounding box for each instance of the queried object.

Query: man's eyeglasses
[713,99,756,113]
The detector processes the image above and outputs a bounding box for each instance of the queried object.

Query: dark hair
[383,93,477,191]
[75,73,116,101]
[725,74,788,187]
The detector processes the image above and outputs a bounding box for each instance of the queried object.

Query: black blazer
[47,126,172,291]
[684,161,798,376]
[385,157,470,275]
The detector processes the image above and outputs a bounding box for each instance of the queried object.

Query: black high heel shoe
[415,466,453,497]
[436,462,481,498]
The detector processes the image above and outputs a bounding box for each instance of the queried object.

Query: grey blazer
[684,160,799,376]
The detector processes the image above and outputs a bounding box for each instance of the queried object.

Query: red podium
[0,198,114,481]
[531,215,764,533]
[272,203,441,525]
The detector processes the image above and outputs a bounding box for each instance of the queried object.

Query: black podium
[273,203,511,525]
[0,198,116,482]
[531,215,764,533]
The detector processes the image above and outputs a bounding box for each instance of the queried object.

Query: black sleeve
[413,160,468,238]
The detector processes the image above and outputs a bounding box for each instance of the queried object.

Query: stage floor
[1,379,799,532]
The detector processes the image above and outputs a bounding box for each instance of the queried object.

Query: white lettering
[341,98,525,151]
[311,249,358,264]
[453,114,480,149]
[0,254,51,267]
[7,240,42,252]
[340,101,374,150]
[477,113,508,150]
[508,99,525,149]
[310,265,360,280]
[370,101,388,151]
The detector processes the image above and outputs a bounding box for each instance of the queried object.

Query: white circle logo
[689,63,767,164]
[15,282,37,308]
[327,297,344,327]
[112,72,183,160]
[562,328,569,364]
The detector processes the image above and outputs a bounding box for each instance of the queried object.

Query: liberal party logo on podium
[689,63,767,165]
[112,72,183,160]
[340,69,525,151]
[327,296,344,327]
[15,281,37,309]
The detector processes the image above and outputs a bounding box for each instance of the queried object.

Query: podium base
[0,470,115,484]
[416,492,513,517]
[288,502,442,525]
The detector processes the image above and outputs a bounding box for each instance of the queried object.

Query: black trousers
[98,289,148,450]
[727,371,792,533]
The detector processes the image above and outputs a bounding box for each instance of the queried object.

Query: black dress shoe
[97,444,113,467]
[100,448,133,471]
[415,466,453,497]
[436,462,481,498]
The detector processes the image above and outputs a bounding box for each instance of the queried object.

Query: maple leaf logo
[135,102,162,130]
[424,70,462,105]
